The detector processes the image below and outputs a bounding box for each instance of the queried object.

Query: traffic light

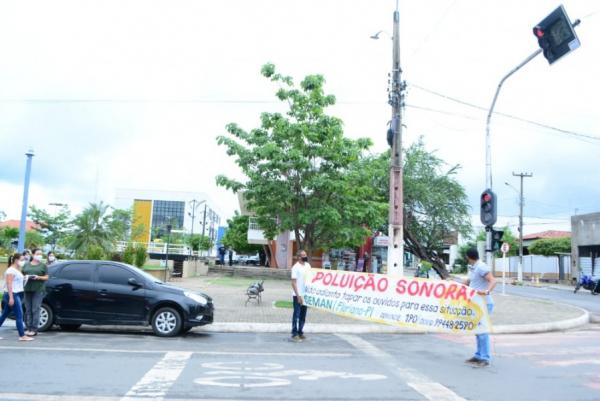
[533,5,580,65]
[491,229,504,252]
[480,189,497,227]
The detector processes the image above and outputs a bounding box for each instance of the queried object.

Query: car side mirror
[128,278,142,288]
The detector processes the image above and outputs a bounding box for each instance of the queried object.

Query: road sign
[501,242,510,254]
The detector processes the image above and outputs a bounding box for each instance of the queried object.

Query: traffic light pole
[513,172,532,281]
[484,48,544,267]
[387,1,405,276]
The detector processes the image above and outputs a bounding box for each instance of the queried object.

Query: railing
[115,241,201,256]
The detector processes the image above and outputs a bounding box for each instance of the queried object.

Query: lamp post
[17,149,35,253]
[164,223,172,282]
[188,199,206,257]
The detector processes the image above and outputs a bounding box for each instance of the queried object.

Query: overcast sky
[0,0,598,234]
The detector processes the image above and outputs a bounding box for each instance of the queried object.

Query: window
[98,264,139,286]
[59,263,93,281]
[151,200,185,239]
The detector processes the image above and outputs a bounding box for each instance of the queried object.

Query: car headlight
[184,291,208,306]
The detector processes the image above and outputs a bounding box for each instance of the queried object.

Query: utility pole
[387,0,405,276]
[513,172,533,282]
[17,149,35,253]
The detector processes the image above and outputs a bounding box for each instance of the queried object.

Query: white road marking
[0,345,349,357]
[539,359,600,367]
[337,334,467,401]
[194,376,291,388]
[0,394,248,401]
[120,351,192,401]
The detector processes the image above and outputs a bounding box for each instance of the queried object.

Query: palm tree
[70,202,114,258]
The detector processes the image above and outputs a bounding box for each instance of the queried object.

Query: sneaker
[299,334,306,340]
[465,357,480,364]
[291,335,302,342]
[18,336,34,342]
[473,360,490,368]
[25,331,36,336]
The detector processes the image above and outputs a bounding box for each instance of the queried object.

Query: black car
[31,260,213,337]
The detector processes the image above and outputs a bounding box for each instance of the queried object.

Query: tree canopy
[221,212,263,254]
[216,64,386,255]
[29,204,72,250]
[528,237,571,256]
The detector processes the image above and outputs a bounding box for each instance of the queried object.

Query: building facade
[115,189,222,255]
[571,212,600,281]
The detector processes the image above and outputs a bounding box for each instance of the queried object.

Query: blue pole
[17,149,35,253]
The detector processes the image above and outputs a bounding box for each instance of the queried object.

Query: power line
[409,83,600,142]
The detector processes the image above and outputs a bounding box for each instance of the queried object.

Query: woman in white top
[0,252,34,341]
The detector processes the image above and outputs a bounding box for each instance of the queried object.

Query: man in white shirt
[463,248,496,367]
[291,249,310,342]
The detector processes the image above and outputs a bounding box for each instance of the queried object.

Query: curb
[202,307,591,335]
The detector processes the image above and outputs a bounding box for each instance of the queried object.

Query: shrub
[123,244,136,265]
[86,245,105,260]
[109,252,123,262]
[134,244,147,268]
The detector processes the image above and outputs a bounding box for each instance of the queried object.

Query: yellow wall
[132,200,152,243]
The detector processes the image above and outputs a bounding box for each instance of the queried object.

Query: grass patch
[273,300,293,309]
[142,265,166,271]
[206,276,265,288]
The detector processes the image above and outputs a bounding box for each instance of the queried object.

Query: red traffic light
[533,26,545,38]
[482,193,492,202]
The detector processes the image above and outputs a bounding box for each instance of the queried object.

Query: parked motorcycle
[574,275,600,295]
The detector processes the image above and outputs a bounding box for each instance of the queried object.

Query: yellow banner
[304,269,491,334]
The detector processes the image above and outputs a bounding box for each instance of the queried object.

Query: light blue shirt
[469,260,494,305]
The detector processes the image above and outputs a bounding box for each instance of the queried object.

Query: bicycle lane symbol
[194,361,387,389]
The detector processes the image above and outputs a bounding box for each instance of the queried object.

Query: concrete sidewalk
[178,273,590,334]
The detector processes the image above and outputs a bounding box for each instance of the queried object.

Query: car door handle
[97,289,109,296]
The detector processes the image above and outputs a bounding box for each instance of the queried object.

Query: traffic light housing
[491,229,504,252]
[533,5,580,65]
[387,128,394,147]
[480,189,497,227]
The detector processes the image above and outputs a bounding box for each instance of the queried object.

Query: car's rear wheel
[37,304,54,332]
[60,324,82,331]
[152,307,182,337]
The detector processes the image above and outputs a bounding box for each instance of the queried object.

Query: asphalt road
[502,284,600,315]
[1,325,599,401]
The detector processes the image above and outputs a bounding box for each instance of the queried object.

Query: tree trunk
[404,227,449,279]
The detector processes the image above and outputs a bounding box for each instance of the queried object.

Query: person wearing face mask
[0,253,34,341]
[22,250,32,263]
[46,251,58,266]
[290,250,311,342]
[22,248,49,336]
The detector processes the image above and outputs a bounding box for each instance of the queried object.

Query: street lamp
[164,223,172,282]
[17,149,35,253]
[188,199,206,258]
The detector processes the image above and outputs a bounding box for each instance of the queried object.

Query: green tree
[0,227,19,249]
[221,212,263,254]
[108,208,135,242]
[29,204,72,250]
[188,234,213,252]
[216,64,386,255]
[70,202,114,258]
[25,230,45,249]
[368,140,472,278]
[528,237,571,256]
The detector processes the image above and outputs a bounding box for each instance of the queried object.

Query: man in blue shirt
[464,248,496,367]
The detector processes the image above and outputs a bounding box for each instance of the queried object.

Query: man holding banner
[464,248,496,367]
[291,250,311,342]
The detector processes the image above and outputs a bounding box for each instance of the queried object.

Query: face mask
[24,256,31,262]
[18,261,25,268]
[301,256,309,262]
[33,255,43,262]
[48,256,56,262]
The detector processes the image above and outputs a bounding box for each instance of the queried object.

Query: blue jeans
[0,292,26,337]
[291,296,307,336]
[475,303,494,362]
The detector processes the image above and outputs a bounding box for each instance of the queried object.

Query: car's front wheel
[38,304,54,332]
[151,307,182,337]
